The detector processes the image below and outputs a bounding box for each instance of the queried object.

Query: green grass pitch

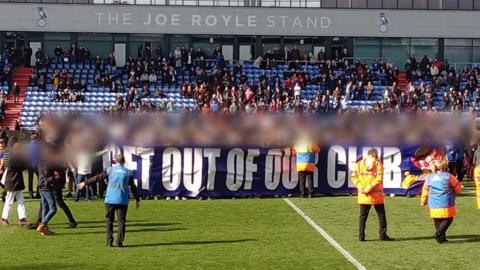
[0,183,479,270]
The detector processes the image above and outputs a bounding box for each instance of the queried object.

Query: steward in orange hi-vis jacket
[292,137,320,198]
[420,160,461,244]
[474,164,480,209]
[351,149,394,242]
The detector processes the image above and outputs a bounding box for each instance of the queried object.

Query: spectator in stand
[0,93,6,120]
[10,81,19,102]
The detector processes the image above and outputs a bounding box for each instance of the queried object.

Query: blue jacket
[85,164,140,205]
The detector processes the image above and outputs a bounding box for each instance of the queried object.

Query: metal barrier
[450,62,480,70]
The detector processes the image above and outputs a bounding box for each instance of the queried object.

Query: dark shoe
[27,223,39,230]
[107,241,113,247]
[380,236,395,241]
[65,192,73,198]
[359,237,366,242]
[19,218,32,227]
[435,234,444,244]
[117,242,124,248]
[34,194,40,199]
[68,222,77,228]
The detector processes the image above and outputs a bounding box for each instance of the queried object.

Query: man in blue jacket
[79,154,140,247]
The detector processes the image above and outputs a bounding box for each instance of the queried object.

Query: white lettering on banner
[326,146,402,189]
[265,149,282,190]
[94,12,331,30]
[204,148,221,191]
[226,148,244,191]
[162,147,182,191]
[382,147,402,188]
[183,148,203,193]
[123,146,137,172]
[347,147,357,188]
[285,148,298,189]
[327,146,346,189]
[244,149,260,190]
[137,147,154,190]
[281,148,294,189]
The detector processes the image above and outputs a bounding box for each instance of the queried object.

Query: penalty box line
[283,198,367,270]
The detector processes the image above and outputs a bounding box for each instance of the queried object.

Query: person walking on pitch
[352,149,394,242]
[421,160,462,243]
[78,154,140,247]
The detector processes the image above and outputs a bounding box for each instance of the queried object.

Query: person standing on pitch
[473,160,480,209]
[78,154,140,247]
[292,133,320,198]
[421,160,461,243]
[352,149,394,242]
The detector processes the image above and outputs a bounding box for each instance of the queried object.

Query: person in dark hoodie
[1,141,30,226]
[36,141,65,236]
[28,161,77,230]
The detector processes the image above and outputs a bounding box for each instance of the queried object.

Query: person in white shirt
[71,148,109,201]
[294,82,301,101]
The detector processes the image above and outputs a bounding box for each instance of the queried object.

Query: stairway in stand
[1,67,32,129]
[398,72,408,93]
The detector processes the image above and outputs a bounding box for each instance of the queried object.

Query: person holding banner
[292,134,320,198]
[420,160,461,243]
[352,149,394,242]
[78,154,140,247]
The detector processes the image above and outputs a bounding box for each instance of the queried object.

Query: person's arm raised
[78,170,107,190]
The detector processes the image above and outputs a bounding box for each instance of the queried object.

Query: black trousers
[434,217,453,240]
[456,160,464,182]
[359,204,388,239]
[27,168,39,197]
[105,204,128,244]
[36,189,76,224]
[299,171,314,196]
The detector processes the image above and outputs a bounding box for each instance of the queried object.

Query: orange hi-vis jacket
[474,167,480,209]
[351,158,384,205]
[292,143,320,172]
[420,172,461,218]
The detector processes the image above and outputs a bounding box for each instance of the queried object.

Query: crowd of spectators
[0,45,15,119]
[23,43,480,116]
[404,55,480,112]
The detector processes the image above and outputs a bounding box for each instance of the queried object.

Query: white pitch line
[283,198,367,270]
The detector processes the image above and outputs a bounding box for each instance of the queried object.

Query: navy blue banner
[104,144,428,197]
